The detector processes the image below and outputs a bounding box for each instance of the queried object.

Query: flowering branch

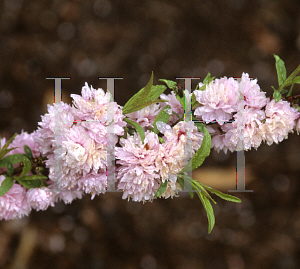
[0,55,299,234]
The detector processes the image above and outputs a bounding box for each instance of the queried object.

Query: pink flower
[46,180,83,204]
[35,83,125,200]
[194,77,240,125]
[0,175,31,220]
[46,125,107,198]
[239,73,267,109]
[70,83,126,136]
[35,101,75,156]
[159,179,182,199]
[77,172,107,199]
[8,130,41,158]
[125,103,162,129]
[115,131,161,202]
[224,103,266,151]
[160,91,184,125]
[259,98,299,145]
[210,123,236,154]
[26,187,56,211]
[156,121,203,180]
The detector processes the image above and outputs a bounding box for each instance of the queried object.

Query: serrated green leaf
[24,145,33,160]
[197,191,215,234]
[123,118,145,144]
[200,183,242,203]
[273,90,282,103]
[0,176,14,196]
[150,105,171,134]
[158,79,177,90]
[6,162,14,177]
[155,180,168,197]
[181,125,211,173]
[20,156,32,177]
[0,133,17,160]
[0,154,26,168]
[274,54,287,87]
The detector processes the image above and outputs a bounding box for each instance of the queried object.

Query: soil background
[0,0,300,268]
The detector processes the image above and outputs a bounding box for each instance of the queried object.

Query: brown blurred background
[0,0,300,268]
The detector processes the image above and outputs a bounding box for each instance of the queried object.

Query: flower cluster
[1,55,299,233]
[194,73,300,153]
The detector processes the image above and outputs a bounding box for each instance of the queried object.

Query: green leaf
[146,85,167,101]
[193,180,216,204]
[150,105,171,134]
[0,133,18,160]
[159,79,186,109]
[203,72,215,85]
[281,64,300,90]
[16,174,48,180]
[6,162,14,177]
[158,79,177,91]
[20,156,32,177]
[15,174,47,189]
[126,98,168,115]
[177,176,194,199]
[197,191,215,234]
[123,118,145,143]
[16,178,42,189]
[178,96,185,109]
[181,125,211,173]
[122,72,154,114]
[122,73,168,115]
[0,176,14,197]
[192,93,200,110]
[274,54,287,87]
[24,145,33,160]
[158,137,165,143]
[0,154,26,168]
[193,119,205,133]
[280,89,288,95]
[181,174,194,198]
[273,90,282,103]
[172,111,180,120]
[200,183,242,203]
[155,180,168,197]
[292,76,300,84]
[199,72,215,91]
